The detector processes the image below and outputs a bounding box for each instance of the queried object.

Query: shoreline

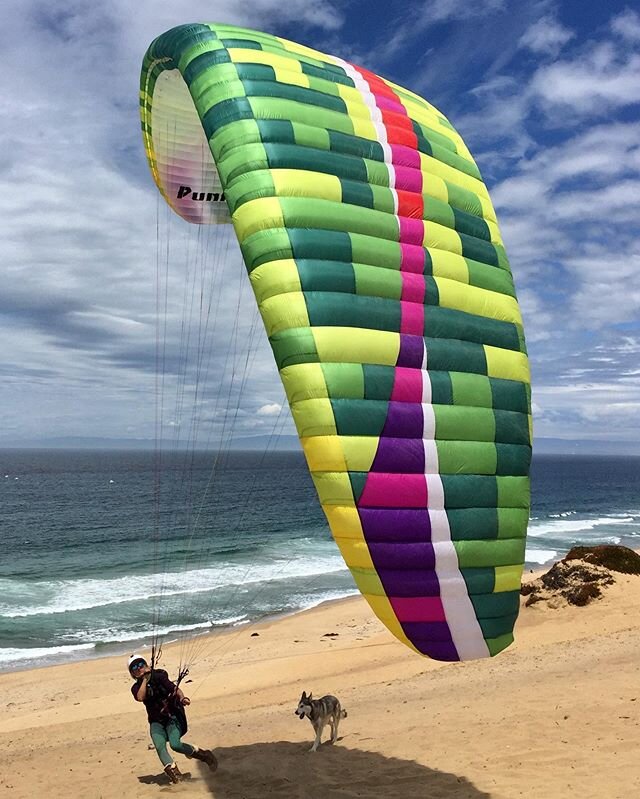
[2,560,639,798]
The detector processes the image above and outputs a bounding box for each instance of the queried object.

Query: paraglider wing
[140,23,532,661]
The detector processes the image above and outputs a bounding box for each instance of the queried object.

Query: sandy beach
[2,567,639,799]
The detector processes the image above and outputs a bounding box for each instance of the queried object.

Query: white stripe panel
[428,484,490,660]
[423,440,439,474]
[421,369,433,403]
[422,404,436,441]
[421,339,428,370]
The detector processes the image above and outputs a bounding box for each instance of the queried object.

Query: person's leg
[166,719,218,771]
[166,718,196,756]
[149,722,173,766]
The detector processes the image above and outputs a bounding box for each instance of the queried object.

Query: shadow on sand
[167,740,492,799]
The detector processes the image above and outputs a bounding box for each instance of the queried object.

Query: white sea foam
[524,548,558,565]
[528,515,636,537]
[0,643,95,665]
[0,551,347,618]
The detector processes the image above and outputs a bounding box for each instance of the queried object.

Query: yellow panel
[280,363,328,403]
[479,194,498,225]
[273,65,309,88]
[430,249,470,283]
[232,198,284,242]
[311,471,353,505]
[494,564,524,593]
[423,176,449,205]
[291,398,336,437]
[485,346,531,383]
[228,48,303,73]
[301,436,347,472]
[485,219,503,246]
[271,169,342,202]
[351,116,378,141]
[278,37,336,65]
[419,152,490,201]
[334,536,374,570]
[423,222,463,256]
[259,292,309,336]
[302,435,378,472]
[249,260,301,304]
[436,278,523,324]
[324,505,362,539]
[313,327,400,365]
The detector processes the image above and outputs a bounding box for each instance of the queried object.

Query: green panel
[291,121,331,150]
[475,613,519,640]
[429,371,453,404]
[281,198,399,241]
[264,142,368,182]
[304,292,401,332]
[494,410,531,445]
[256,118,297,146]
[321,363,364,399]
[296,261,356,295]
[495,443,531,476]
[446,182,483,218]
[424,338,487,375]
[496,476,530,509]
[486,632,514,657]
[497,507,529,539]
[331,399,388,436]
[454,537,525,568]
[471,591,521,619]
[465,259,516,297]
[350,234,402,270]
[348,472,368,503]
[434,405,496,442]
[423,196,455,229]
[363,365,396,400]
[459,233,499,268]
[329,130,385,161]
[241,229,293,271]
[340,179,375,209]
[370,184,396,214]
[353,264,402,300]
[459,566,496,593]
[436,440,497,474]
[288,229,352,263]
[448,508,499,541]
[270,328,319,369]
[452,207,491,242]
[441,475,498,509]
[426,306,521,352]
[450,373,492,408]
[491,378,529,414]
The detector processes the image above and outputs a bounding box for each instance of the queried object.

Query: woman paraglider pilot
[128,654,217,784]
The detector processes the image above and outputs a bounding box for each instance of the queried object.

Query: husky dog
[295,691,347,752]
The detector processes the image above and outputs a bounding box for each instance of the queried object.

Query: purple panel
[405,629,460,661]
[397,334,424,368]
[381,402,423,438]
[367,542,436,570]
[359,508,431,542]
[376,569,441,597]
[371,437,425,473]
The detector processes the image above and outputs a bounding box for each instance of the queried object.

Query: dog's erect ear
[301,691,306,700]
[308,692,313,700]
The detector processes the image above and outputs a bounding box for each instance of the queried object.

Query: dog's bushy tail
[341,709,348,719]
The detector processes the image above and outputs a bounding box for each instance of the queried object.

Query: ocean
[1,449,639,672]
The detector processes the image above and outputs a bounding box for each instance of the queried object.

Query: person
[128,654,217,783]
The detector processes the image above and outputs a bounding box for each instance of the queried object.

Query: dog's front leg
[310,722,322,752]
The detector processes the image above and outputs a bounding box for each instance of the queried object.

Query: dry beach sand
[1,562,639,799]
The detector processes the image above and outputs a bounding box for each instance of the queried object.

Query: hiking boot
[164,762,182,784]
[190,747,218,772]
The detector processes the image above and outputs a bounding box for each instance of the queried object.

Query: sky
[0,0,639,453]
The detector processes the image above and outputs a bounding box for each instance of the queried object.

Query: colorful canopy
[140,23,532,660]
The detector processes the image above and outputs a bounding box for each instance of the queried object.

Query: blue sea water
[1,449,639,672]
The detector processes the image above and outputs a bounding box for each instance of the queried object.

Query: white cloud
[610,8,640,42]
[519,15,574,55]
[257,403,282,416]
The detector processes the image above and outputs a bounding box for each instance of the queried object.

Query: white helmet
[127,653,147,674]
